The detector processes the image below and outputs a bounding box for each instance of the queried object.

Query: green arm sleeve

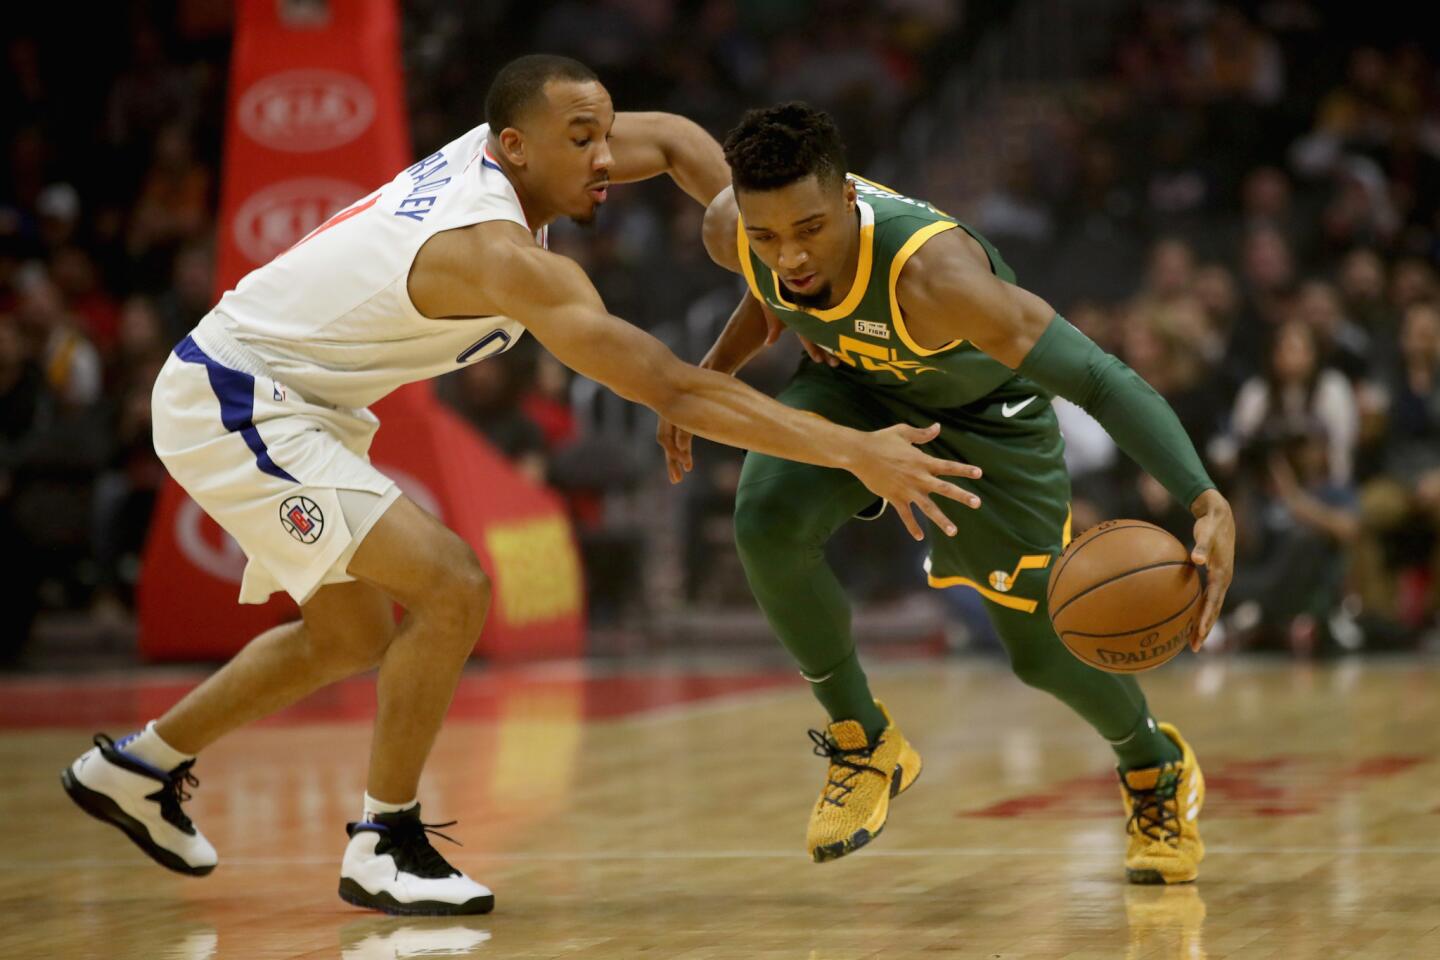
[1017,314,1216,508]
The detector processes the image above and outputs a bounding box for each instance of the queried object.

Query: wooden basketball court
[3,656,1436,959]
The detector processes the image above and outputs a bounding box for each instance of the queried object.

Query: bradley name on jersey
[393,150,452,222]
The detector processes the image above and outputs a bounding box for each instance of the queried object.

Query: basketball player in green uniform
[656,103,1235,883]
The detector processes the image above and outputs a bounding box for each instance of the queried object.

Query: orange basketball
[1046,519,1202,673]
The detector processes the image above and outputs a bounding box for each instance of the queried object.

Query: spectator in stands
[126,123,211,286]
[49,245,119,356]
[1294,279,1371,382]
[444,359,547,487]
[516,347,577,459]
[35,182,81,253]
[154,241,214,346]
[0,312,46,662]
[1139,238,1197,307]
[1355,300,1440,630]
[1232,224,1298,373]
[1225,417,1360,655]
[107,26,197,157]
[1190,4,1285,106]
[13,264,101,408]
[90,344,167,625]
[1215,317,1359,487]
[1338,246,1393,339]
[1239,166,1307,258]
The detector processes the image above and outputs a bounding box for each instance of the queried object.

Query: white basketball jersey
[195,123,544,409]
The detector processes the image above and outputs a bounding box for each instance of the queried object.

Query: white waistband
[187,312,275,381]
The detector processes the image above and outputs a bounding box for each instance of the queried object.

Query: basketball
[1047,520,1202,674]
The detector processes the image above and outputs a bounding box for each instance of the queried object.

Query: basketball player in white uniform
[61,55,984,915]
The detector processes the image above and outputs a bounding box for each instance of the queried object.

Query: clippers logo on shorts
[280,496,325,544]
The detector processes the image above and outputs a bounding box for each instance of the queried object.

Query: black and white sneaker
[61,733,218,876]
[338,807,494,916]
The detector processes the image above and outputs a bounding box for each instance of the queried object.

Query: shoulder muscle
[895,227,1054,367]
[702,186,742,274]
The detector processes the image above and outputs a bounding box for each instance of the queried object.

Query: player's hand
[757,299,835,367]
[850,423,982,541]
[1188,488,1235,651]
[657,416,694,484]
[798,333,839,367]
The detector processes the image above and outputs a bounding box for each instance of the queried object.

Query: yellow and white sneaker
[806,701,922,863]
[1119,722,1205,884]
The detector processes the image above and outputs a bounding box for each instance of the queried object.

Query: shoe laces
[94,733,199,833]
[808,729,886,808]
[1123,768,1181,847]
[154,760,200,832]
[371,817,463,880]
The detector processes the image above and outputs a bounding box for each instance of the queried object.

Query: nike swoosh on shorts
[1001,396,1038,417]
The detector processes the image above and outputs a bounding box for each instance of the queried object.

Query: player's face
[736,176,857,309]
[525,79,615,225]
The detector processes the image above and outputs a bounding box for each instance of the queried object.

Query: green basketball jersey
[737,175,1029,410]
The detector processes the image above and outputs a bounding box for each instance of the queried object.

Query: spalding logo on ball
[1046,519,1201,674]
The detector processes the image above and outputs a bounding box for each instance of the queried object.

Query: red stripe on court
[0,667,793,729]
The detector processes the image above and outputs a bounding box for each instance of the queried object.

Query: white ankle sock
[363,792,417,821]
[118,721,193,771]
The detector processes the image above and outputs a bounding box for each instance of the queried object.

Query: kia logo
[238,69,376,152]
[232,178,365,265]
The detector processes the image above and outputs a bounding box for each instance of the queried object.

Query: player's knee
[734,485,807,560]
[1008,650,1058,693]
[427,543,491,641]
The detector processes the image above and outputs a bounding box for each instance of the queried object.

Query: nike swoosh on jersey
[1001,396,1039,417]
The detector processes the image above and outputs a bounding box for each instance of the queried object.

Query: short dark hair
[485,54,598,132]
[723,102,847,192]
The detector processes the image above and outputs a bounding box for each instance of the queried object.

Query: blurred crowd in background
[1,0,1437,664]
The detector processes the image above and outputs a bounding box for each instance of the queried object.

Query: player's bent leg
[734,451,922,863]
[344,494,490,803]
[734,455,884,735]
[61,579,397,878]
[990,602,1179,770]
[986,605,1202,883]
[157,579,397,755]
[336,494,494,915]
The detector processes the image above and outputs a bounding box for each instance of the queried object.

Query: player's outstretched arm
[608,112,729,206]
[895,230,1234,642]
[656,291,780,482]
[410,221,982,540]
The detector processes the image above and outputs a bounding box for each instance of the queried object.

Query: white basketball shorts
[151,327,400,605]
